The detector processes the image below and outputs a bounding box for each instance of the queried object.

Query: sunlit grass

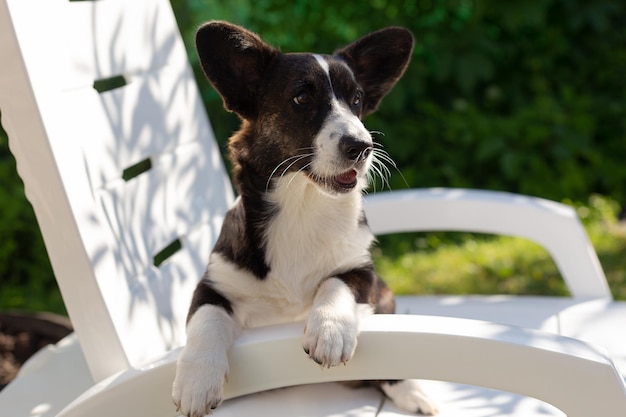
[374,235,566,296]
[374,195,626,300]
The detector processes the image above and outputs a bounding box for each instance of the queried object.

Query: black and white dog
[172,21,438,416]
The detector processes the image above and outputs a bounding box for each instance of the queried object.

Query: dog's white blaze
[310,54,373,179]
[313,54,330,78]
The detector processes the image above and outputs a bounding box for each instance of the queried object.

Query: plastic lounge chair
[1,0,625,416]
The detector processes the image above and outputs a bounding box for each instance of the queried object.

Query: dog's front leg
[303,274,372,368]
[173,304,240,417]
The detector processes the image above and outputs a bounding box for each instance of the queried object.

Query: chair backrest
[0,0,234,382]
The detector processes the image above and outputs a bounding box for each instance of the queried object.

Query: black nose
[339,136,372,161]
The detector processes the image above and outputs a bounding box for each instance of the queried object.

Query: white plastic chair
[0,0,624,416]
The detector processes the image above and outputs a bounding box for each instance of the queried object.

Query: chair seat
[209,380,566,416]
[396,295,626,375]
[3,295,624,417]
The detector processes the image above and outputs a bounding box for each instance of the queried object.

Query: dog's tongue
[336,169,358,186]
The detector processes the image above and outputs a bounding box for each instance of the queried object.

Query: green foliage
[0,122,65,314]
[172,0,626,205]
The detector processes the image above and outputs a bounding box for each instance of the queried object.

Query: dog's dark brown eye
[294,92,311,105]
[352,91,362,107]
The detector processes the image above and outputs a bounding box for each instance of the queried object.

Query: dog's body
[172,22,438,417]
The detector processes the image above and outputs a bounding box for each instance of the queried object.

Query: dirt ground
[0,312,72,390]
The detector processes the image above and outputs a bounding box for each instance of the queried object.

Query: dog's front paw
[172,347,229,417]
[381,380,439,415]
[302,308,359,368]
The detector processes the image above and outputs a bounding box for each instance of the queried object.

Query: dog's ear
[335,27,414,116]
[196,21,279,119]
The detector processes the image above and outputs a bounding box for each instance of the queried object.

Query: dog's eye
[293,92,311,106]
[352,91,363,107]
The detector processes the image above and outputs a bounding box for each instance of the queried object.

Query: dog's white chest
[264,173,373,291]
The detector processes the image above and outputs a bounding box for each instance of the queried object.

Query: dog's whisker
[372,149,391,170]
[357,147,372,163]
[368,147,410,190]
[279,154,314,181]
[267,154,307,190]
[370,160,391,191]
[364,171,374,194]
[268,150,314,174]
[372,148,397,167]
[286,161,314,188]
[372,166,386,191]
[374,156,393,181]
[280,153,314,176]
[375,152,397,168]
[266,153,314,191]
[366,170,376,193]
[372,142,392,159]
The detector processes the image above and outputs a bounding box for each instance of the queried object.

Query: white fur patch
[172,305,240,417]
[381,379,440,415]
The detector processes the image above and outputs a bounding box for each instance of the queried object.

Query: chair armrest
[57,315,626,417]
[364,188,611,300]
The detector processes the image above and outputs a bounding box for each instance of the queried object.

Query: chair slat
[48,60,213,190]
[95,140,232,279]
[116,223,223,363]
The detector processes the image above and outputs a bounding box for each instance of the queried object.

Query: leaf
[455,51,494,92]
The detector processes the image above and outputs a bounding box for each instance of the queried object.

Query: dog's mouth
[334,169,358,189]
[308,169,360,193]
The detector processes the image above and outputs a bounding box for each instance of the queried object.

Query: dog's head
[196,22,414,195]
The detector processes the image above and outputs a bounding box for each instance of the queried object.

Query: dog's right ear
[335,27,414,116]
[196,21,279,119]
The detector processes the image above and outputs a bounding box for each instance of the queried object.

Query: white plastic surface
[55,315,626,417]
[365,189,611,299]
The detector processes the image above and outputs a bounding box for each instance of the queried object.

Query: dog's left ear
[335,27,414,116]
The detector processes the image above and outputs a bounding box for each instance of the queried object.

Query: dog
[172,21,439,417]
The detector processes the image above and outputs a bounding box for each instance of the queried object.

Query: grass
[373,195,626,300]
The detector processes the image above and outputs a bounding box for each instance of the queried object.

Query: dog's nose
[339,136,372,161]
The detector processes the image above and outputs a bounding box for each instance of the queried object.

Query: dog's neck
[262,171,372,291]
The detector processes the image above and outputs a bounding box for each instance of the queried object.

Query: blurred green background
[1,0,625,314]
